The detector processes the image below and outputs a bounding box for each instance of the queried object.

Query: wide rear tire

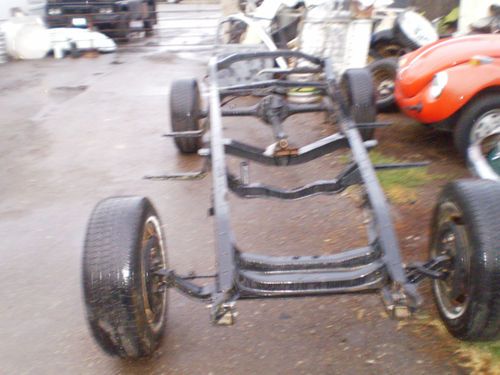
[430,179,500,341]
[82,196,168,358]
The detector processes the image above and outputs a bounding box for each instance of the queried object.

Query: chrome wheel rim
[471,109,500,143]
[432,201,470,320]
[141,215,167,334]
[373,69,395,101]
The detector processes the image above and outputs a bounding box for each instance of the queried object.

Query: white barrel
[3,16,51,60]
[12,23,51,59]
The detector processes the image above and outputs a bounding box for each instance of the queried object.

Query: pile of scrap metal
[369,0,500,112]
[217,0,438,111]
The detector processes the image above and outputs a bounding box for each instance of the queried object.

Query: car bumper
[395,81,459,124]
[46,13,122,28]
[395,61,500,125]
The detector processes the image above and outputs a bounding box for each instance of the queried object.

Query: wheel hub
[471,109,500,142]
[373,70,395,100]
[434,218,470,319]
[141,217,167,332]
[377,79,394,98]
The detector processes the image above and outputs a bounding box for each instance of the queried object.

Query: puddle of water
[31,85,88,122]
[49,85,88,98]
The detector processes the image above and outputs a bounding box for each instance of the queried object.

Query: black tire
[430,179,500,341]
[370,41,407,59]
[170,79,202,154]
[454,93,500,158]
[83,196,168,358]
[369,30,407,59]
[340,68,377,140]
[368,58,398,113]
[113,19,131,43]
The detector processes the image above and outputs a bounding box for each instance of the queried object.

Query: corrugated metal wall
[139,1,221,51]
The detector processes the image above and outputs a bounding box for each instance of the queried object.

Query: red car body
[395,34,500,124]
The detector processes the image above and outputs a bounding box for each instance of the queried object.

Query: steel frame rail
[163,50,435,324]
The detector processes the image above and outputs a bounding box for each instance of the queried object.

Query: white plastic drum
[2,16,51,60]
[12,23,51,59]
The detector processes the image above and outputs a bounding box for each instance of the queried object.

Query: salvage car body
[395,34,500,124]
[45,0,156,36]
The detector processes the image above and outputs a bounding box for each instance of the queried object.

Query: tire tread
[341,68,377,140]
[434,179,500,340]
[82,196,166,357]
[170,79,202,154]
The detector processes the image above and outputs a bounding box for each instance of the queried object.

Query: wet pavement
[0,3,469,375]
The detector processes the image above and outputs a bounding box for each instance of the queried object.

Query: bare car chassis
[82,50,458,358]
